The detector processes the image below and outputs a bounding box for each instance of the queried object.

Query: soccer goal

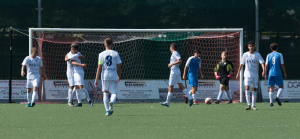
[29,28,244,103]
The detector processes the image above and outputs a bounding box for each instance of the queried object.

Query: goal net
[29,28,243,103]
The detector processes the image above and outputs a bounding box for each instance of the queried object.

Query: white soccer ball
[205,97,212,104]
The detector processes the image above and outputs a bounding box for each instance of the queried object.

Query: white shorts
[74,72,84,86]
[102,80,118,94]
[67,73,74,87]
[244,77,258,88]
[169,74,182,86]
[27,78,40,88]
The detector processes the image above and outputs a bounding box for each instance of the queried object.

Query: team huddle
[21,39,287,115]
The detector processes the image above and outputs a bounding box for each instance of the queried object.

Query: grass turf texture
[0,103,299,139]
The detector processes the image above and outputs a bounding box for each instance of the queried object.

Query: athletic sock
[68,89,73,103]
[245,90,250,106]
[81,88,91,101]
[27,92,32,103]
[110,94,117,104]
[225,91,232,100]
[72,88,76,98]
[252,91,257,107]
[31,91,37,103]
[166,92,172,104]
[182,89,192,100]
[103,93,109,111]
[189,90,192,95]
[76,89,82,103]
[277,88,283,98]
[217,90,224,101]
[192,94,196,102]
[269,92,273,103]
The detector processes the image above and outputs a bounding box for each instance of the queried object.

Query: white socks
[189,90,192,95]
[68,89,73,103]
[217,90,224,100]
[103,93,109,111]
[81,88,91,101]
[277,88,283,98]
[192,94,196,102]
[252,91,257,107]
[31,91,37,103]
[27,92,32,103]
[269,92,273,103]
[183,89,192,100]
[76,89,82,103]
[166,92,172,104]
[245,90,250,106]
[225,91,232,100]
[110,94,117,104]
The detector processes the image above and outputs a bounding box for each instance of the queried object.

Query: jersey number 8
[272,57,275,65]
[106,55,112,66]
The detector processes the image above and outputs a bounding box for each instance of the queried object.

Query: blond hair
[221,51,226,55]
[31,47,38,53]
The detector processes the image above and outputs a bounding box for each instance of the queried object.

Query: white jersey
[66,51,74,75]
[170,51,181,74]
[98,50,122,80]
[69,53,84,73]
[240,51,264,78]
[21,56,43,79]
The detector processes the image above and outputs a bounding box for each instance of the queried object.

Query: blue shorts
[188,76,198,87]
[268,76,283,87]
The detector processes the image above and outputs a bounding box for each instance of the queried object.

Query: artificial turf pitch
[0,102,299,139]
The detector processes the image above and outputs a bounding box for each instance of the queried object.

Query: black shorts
[219,76,229,86]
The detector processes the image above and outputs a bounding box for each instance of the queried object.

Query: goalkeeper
[214,51,234,104]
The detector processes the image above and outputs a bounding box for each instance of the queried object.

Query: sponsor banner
[44,80,102,100]
[0,80,27,99]
[118,80,160,99]
[229,80,240,100]
[261,80,300,99]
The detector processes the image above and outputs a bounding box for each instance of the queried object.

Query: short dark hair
[71,43,79,50]
[248,41,255,46]
[105,38,113,47]
[170,43,177,50]
[193,49,200,54]
[270,43,278,50]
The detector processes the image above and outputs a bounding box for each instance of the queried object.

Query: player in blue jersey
[265,43,287,106]
[182,50,204,106]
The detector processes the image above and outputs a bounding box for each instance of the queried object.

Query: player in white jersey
[21,47,48,107]
[95,38,122,116]
[236,41,265,110]
[265,43,287,106]
[160,43,192,107]
[68,43,93,107]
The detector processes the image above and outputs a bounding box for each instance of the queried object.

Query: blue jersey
[266,52,284,77]
[185,56,201,77]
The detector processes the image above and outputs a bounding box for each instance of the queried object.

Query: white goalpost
[28,28,244,103]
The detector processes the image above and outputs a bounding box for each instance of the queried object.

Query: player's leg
[26,87,32,107]
[30,78,39,107]
[177,82,192,103]
[274,76,283,106]
[67,73,75,106]
[251,78,258,110]
[108,80,118,115]
[268,76,275,106]
[244,78,251,110]
[191,86,198,105]
[79,85,93,106]
[216,77,226,104]
[102,80,110,116]
[74,73,82,107]
[225,85,232,104]
[161,74,177,107]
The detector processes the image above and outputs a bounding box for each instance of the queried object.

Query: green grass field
[1,102,299,139]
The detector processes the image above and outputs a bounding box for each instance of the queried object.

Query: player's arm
[71,60,87,68]
[40,67,48,80]
[94,60,103,87]
[168,59,182,68]
[227,62,234,78]
[214,63,220,79]
[235,64,243,79]
[117,64,121,82]
[78,55,86,60]
[21,65,26,77]
[281,64,287,79]
[65,54,70,61]
[182,66,188,80]
[198,67,204,79]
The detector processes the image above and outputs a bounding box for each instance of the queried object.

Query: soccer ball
[205,97,212,104]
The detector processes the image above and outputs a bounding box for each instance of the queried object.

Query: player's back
[186,56,201,76]
[267,52,283,77]
[69,53,84,73]
[99,50,122,80]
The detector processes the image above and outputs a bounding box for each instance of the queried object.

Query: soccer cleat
[160,102,169,107]
[270,103,274,106]
[30,103,35,107]
[227,100,232,104]
[275,97,282,106]
[75,103,82,107]
[105,111,111,116]
[189,99,193,107]
[251,106,258,110]
[109,102,114,115]
[245,105,251,110]
[215,100,220,104]
[89,100,93,106]
[183,95,188,104]
[193,101,199,105]
[68,102,74,107]
[25,103,31,107]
